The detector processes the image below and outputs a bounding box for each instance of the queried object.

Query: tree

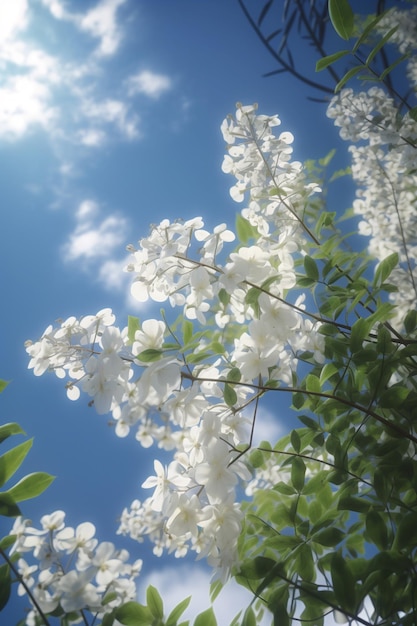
[1,1,417,624]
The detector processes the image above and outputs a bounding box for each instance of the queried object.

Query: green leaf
[366,510,388,550]
[291,430,301,453]
[250,449,265,469]
[146,585,163,620]
[404,309,417,334]
[316,49,350,72]
[328,0,354,40]
[379,386,409,408]
[304,255,319,281]
[193,607,217,626]
[182,320,193,346]
[0,381,9,394]
[394,512,417,550]
[350,318,371,353]
[241,606,256,626]
[373,252,398,287]
[166,596,191,626]
[408,106,417,124]
[306,374,320,394]
[335,65,363,92]
[5,472,55,503]
[291,457,306,492]
[380,53,409,80]
[331,553,357,612]
[227,367,241,383]
[0,493,21,517]
[127,316,140,345]
[0,563,11,611]
[352,11,389,52]
[101,592,118,606]
[313,527,345,547]
[366,25,399,65]
[0,423,25,445]
[0,534,17,550]
[0,439,33,488]
[209,580,223,603]
[223,383,237,407]
[136,349,163,362]
[319,362,338,386]
[115,601,153,626]
[236,213,256,244]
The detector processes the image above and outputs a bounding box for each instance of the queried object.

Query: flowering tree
[1,1,417,624]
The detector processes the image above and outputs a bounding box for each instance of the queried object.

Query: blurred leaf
[366,26,398,65]
[291,430,301,453]
[5,472,55,503]
[146,585,163,620]
[0,563,11,611]
[136,349,163,363]
[236,214,256,244]
[224,383,237,407]
[394,512,417,550]
[304,255,319,281]
[331,553,357,612]
[227,367,242,383]
[0,493,21,517]
[380,53,409,80]
[209,580,223,603]
[194,607,217,626]
[316,49,350,71]
[352,11,389,52]
[291,457,306,492]
[0,381,9,394]
[258,0,273,27]
[241,606,256,626]
[373,253,398,287]
[0,423,26,447]
[115,601,153,625]
[127,316,140,345]
[166,596,191,626]
[313,527,345,547]
[182,320,193,346]
[328,0,354,40]
[366,510,388,550]
[335,66,363,92]
[0,439,33,488]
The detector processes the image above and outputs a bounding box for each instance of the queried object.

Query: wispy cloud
[127,70,173,99]
[62,199,128,263]
[0,0,173,148]
[41,0,128,57]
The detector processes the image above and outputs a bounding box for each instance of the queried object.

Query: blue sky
[0,1,367,623]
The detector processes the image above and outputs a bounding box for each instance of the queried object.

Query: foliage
[2,1,417,625]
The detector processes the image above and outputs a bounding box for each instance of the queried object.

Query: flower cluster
[10,511,142,625]
[327,86,417,326]
[24,104,325,583]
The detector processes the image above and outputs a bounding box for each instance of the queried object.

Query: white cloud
[127,70,172,99]
[0,0,28,42]
[98,258,128,290]
[41,0,127,57]
[77,128,107,147]
[61,199,135,295]
[62,199,128,262]
[0,74,57,139]
[0,0,174,151]
[79,0,127,57]
[81,98,140,140]
[138,564,271,625]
